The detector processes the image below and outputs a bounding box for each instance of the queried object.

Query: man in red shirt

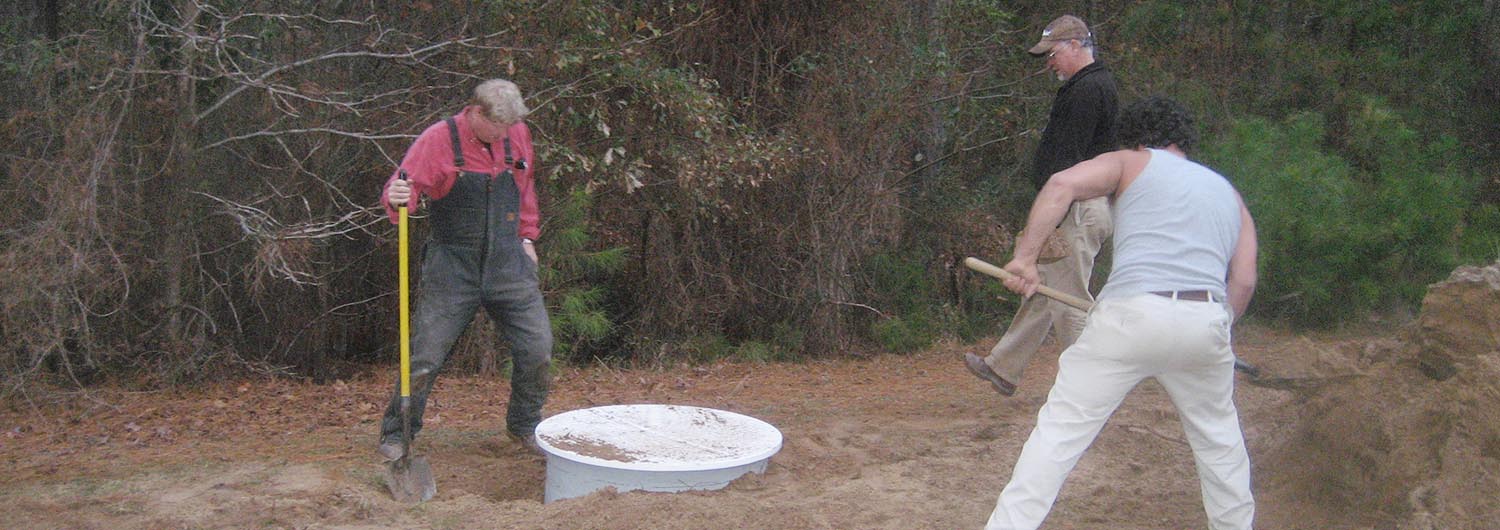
[377,79,552,459]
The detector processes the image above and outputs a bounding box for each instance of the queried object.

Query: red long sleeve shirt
[381,108,540,240]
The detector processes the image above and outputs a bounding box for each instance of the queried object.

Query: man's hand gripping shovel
[385,171,436,503]
[963,257,1261,378]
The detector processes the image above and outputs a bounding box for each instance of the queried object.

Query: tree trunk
[903,0,950,188]
[164,0,203,348]
[37,0,59,40]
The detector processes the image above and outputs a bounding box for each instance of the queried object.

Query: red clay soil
[2,264,1498,529]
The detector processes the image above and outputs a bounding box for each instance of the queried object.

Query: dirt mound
[1256,262,1500,530]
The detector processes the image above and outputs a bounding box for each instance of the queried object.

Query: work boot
[964,352,1017,396]
[507,430,544,456]
[377,438,405,462]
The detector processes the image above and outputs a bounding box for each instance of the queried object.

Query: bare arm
[1003,152,1126,296]
[1225,194,1258,319]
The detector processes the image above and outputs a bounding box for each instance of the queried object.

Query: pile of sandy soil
[1252,261,1500,529]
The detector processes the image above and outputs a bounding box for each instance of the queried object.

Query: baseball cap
[1027,15,1091,56]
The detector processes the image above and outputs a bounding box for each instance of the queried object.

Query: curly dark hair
[1116,96,1198,152]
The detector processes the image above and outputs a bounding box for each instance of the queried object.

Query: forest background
[1,0,1496,395]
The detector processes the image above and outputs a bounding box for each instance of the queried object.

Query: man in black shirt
[966,15,1118,397]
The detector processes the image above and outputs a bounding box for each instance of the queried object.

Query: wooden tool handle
[963,257,1093,311]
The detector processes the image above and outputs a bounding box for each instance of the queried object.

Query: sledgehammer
[963,257,1261,377]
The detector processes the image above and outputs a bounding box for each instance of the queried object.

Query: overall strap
[444,117,465,167]
[502,137,514,167]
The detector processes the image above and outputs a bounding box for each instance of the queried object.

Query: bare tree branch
[200,127,415,150]
[194,28,517,123]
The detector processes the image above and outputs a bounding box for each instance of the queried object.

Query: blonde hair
[471,79,529,125]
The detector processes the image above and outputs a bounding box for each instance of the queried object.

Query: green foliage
[872,314,935,354]
[1459,204,1500,265]
[541,186,628,360]
[768,322,806,361]
[1205,114,1368,324]
[666,332,794,364]
[1118,2,1188,46]
[865,249,1011,352]
[1203,99,1475,326]
[676,333,734,363]
[865,252,935,315]
[732,340,780,363]
[1351,98,1472,302]
[941,0,1017,33]
[860,251,934,352]
[4,0,1496,392]
[950,281,1015,343]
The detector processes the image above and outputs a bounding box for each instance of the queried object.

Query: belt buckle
[1179,290,1212,302]
[1154,290,1213,303]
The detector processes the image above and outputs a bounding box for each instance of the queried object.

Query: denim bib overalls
[381,118,553,442]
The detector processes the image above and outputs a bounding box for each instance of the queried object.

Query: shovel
[385,171,436,502]
[963,257,1261,377]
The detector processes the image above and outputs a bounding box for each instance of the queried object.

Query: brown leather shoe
[507,430,544,456]
[964,352,1017,396]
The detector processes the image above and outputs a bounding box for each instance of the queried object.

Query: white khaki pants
[985,294,1254,530]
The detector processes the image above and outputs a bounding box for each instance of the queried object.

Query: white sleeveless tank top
[1098,149,1241,302]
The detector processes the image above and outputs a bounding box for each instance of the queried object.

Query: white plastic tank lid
[534,404,783,472]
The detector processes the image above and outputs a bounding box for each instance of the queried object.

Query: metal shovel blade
[384,455,436,503]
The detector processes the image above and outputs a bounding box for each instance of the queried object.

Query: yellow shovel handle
[399,203,411,397]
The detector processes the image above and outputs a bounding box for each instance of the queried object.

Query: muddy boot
[376,436,405,462]
[507,430,543,456]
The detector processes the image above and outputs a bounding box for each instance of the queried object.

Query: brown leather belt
[1151,290,1215,302]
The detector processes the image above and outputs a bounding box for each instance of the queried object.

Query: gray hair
[471,79,529,125]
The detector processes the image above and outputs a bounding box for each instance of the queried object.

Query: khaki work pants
[983,196,1112,385]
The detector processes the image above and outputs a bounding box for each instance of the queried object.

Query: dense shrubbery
[1203,99,1477,326]
[0,0,1494,393]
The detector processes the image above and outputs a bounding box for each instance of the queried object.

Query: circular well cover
[534,404,783,501]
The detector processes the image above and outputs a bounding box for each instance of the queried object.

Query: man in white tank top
[983,96,1259,530]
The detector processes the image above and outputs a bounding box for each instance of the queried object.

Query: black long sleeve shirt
[1031,61,1119,189]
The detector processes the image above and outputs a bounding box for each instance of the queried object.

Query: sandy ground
[0,322,1492,529]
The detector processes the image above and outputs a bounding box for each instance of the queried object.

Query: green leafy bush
[857,251,934,352]
[541,186,628,361]
[1119,2,1188,47]
[872,314,935,354]
[1203,100,1474,326]
[768,321,806,361]
[1351,98,1472,303]
[676,333,734,364]
[864,251,935,316]
[732,341,780,364]
[1459,204,1500,265]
